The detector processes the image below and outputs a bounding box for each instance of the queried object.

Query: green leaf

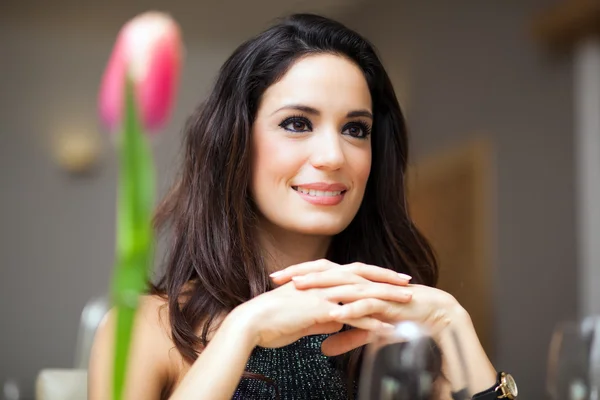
[111,77,156,400]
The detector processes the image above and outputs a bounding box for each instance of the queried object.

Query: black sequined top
[232,334,355,400]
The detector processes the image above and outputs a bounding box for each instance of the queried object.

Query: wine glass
[358,321,473,400]
[547,316,600,400]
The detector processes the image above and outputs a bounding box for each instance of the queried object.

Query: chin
[257,203,361,237]
[294,226,344,236]
[288,216,353,236]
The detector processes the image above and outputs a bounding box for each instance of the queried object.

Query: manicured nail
[291,275,306,281]
[398,273,412,281]
[270,271,284,277]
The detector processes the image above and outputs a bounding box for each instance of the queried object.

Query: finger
[269,259,339,283]
[321,329,371,356]
[290,263,411,289]
[302,321,344,336]
[343,262,412,285]
[291,269,365,288]
[330,298,399,321]
[319,283,412,304]
[338,316,394,333]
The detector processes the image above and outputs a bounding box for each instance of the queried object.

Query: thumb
[321,328,371,356]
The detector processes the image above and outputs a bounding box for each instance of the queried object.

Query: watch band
[450,385,497,400]
[451,372,516,400]
[471,386,499,400]
[470,372,507,400]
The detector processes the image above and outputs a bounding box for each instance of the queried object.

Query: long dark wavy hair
[152,12,438,396]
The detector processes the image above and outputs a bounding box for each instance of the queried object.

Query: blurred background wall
[0,0,578,398]
[346,1,577,397]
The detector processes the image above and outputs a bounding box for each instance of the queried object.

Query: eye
[279,116,312,133]
[342,121,372,139]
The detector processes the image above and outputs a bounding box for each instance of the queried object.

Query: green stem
[111,76,156,400]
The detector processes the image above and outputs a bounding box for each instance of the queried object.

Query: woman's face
[250,54,372,237]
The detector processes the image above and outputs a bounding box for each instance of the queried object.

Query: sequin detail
[232,334,352,399]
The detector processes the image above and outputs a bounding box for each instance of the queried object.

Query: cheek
[251,129,302,190]
[351,145,372,189]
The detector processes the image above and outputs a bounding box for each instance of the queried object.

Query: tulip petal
[138,32,181,132]
[98,12,182,134]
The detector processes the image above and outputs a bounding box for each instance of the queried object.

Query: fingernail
[398,273,412,280]
[270,271,284,277]
[330,309,343,318]
[382,322,396,330]
[291,275,306,281]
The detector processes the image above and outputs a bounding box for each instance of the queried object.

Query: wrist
[448,303,472,329]
[442,304,497,392]
[222,304,261,349]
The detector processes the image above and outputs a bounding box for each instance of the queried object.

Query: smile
[291,185,347,206]
[292,186,345,197]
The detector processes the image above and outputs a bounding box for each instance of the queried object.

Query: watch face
[504,373,518,396]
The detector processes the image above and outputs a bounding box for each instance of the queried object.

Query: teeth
[295,187,343,197]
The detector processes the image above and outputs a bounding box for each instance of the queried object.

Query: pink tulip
[99,11,183,133]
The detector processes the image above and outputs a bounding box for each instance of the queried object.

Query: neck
[257,219,332,274]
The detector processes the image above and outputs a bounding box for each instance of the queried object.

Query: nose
[309,129,345,170]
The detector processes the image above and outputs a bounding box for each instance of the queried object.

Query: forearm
[169,308,258,400]
[440,307,497,395]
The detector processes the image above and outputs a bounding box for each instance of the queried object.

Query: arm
[91,275,387,399]
[89,297,259,400]
[171,277,390,399]
[168,307,259,400]
[436,306,496,397]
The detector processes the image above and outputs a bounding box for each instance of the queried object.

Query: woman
[89,13,499,400]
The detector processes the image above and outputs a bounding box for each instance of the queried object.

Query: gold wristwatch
[471,372,518,399]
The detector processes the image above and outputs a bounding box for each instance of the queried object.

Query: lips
[291,182,348,206]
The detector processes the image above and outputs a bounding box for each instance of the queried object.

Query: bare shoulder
[88,295,184,400]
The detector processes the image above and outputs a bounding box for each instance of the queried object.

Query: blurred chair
[73,296,109,369]
[35,296,109,400]
[35,369,87,400]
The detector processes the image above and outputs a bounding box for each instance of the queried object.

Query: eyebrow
[271,104,373,120]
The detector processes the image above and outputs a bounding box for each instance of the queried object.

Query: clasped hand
[269,259,464,356]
